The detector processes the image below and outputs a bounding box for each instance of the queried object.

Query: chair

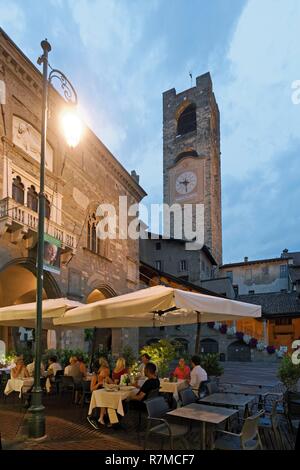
[258,399,283,449]
[144,397,189,450]
[213,411,264,450]
[198,379,210,399]
[137,388,160,429]
[179,387,197,406]
[54,370,64,394]
[206,381,219,395]
[60,375,75,402]
[81,380,92,407]
[285,391,300,435]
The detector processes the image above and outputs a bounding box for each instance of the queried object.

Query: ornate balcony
[0,197,76,252]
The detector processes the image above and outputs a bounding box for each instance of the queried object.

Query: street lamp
[28,39,81,439]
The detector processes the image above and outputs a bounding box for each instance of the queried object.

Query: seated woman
[11,357,29,379]
[77,356,87,377]
[87,357,111,428]
[90,357,111,391]
[112,357,128,384]
[173,358,191,381]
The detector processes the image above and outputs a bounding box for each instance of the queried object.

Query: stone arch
[0,258,61,351]
[227,340,251,362]
[172,337,189,356]
[0,258,62,306]
[200,338,219,354]
[174,149,199,165]
[86,284,117,303]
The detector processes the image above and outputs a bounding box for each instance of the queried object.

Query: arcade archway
[0,258,61,351]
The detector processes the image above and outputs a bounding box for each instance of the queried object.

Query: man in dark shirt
[131,362,160,402]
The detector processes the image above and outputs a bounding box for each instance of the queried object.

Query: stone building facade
[0,29,146,355]
[163,72,222,265]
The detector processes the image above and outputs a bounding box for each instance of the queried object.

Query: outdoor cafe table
[199,392,255,417]
[4,377,34,398]
[88,386,138,424]
[160,379,188,401]
[167,403,238,450]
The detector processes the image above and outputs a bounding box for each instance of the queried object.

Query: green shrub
[141,339,176,378]
[278,354,300,390]
[121,345,137,368]
[199,353,224,377]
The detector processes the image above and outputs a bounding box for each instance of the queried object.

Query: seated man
[189,355,207,395]
[130,362,160,409]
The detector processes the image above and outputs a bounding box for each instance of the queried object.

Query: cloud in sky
[213,0,300,261]
[1,0,299,264]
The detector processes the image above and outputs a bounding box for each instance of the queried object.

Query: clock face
[175,171,197,194]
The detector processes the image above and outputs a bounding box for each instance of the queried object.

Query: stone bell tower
[163,72,222,265]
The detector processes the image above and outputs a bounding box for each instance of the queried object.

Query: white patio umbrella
[0,298,83,329]
[53,285,261,328]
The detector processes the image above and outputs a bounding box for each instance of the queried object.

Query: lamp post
[28,39,81,439]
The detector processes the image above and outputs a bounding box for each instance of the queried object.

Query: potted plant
[199,353,224,382]
[278,354,300,391]
[140,339,176,378]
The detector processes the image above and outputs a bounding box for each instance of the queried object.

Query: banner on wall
[43,233,61,274]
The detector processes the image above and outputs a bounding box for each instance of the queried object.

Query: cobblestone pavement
[0,395,143,450]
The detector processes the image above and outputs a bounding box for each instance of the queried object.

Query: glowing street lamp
[28,39,81,439]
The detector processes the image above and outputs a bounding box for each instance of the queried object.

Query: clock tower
[163,72,222,265]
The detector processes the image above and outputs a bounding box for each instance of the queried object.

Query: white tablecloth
[4,377,34,398]
[88,386,138,423]
[160,379,188,400]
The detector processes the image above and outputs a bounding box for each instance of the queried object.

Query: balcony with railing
[0,197,76,252]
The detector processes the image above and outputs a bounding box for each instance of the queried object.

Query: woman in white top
[11,357,29,379]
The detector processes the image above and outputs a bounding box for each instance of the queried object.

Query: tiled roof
[238,291,300,318]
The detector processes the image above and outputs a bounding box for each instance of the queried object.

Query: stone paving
[0,362,297,450]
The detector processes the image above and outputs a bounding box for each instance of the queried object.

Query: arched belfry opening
[176,103,197,136]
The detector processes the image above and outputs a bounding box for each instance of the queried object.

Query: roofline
[140,261,222,297]
[221,257,293,269]
[144,232,217,265]
[0,28,147,200]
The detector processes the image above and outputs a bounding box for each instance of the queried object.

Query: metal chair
[258,399,283,449]
[214,411,264,450]
[54,370,64,394]
[285,391,300,436]
[206,381,219,395]
[198,379,210,399]
[179,387,198,406]
[81,379,92,407]
[60,375,75,402]
[144,397,189,450]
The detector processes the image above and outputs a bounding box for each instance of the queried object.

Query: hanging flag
[43,233,61,274]
[0,80,6,104]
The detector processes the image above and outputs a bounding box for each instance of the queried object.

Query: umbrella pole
[89,327,97,372]
[194,312,201,354]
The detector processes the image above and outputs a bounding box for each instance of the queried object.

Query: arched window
[27,185,38,212]
[87,213,98,254]
[12,176,24,204]
[45,196,51,219]
[177,104,196,136]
